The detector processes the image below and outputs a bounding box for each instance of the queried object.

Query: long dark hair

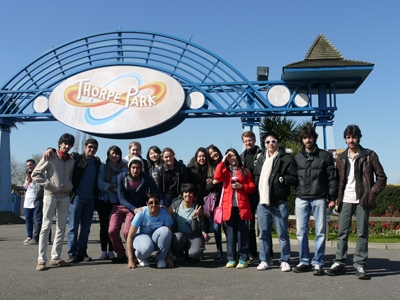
[192,147,211,176]
[106,145,122,163]
[146,145,162,167]
[206,144,222,176]
[224,148,248,177]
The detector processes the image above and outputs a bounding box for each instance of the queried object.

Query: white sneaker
[280,261,291,272]
[257,261,270,271]
[157,259,166,269]
[137,258,150,267]
[107,252,115,259]
[98,252,108,260]
[330,262,341,269]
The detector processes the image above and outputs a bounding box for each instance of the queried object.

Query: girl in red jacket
[214,148,256,269]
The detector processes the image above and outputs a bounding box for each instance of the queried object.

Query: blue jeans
[24,208,34,238]
[257,202,290,263]
[133,227,172,261]
[33,200,52,243]
[68,196,94,256]
[225,207,249,261]
[295,197,326,266]
[212,220,223,253]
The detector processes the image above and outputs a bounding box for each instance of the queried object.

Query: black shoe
[83,254,92,262]
[193,258,201,265]
[214,252,224,262]
[67,255,81,264]
[313,265,325,276]
[325,263,346,276]
[355,267,369,280]
[293,263,312,273]
[111,257,128,264]
[175,259,183,267]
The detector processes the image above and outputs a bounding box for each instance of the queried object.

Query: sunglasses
[147,201,160,206]
[265,140,278,145]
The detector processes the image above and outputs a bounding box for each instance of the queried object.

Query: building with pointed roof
[282,34,374,94]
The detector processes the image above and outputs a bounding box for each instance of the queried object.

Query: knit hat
[128,156,144,171]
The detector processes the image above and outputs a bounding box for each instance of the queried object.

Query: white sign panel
[49,66,185,134]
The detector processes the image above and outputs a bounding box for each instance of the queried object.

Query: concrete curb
[272,238,400,250]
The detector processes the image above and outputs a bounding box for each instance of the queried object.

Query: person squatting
[29,125,386,280]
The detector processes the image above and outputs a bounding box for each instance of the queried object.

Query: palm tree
[259,116,314,153]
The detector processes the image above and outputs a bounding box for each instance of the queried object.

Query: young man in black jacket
[293,125,338,276]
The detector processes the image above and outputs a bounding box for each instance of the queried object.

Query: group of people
[24,124,386,280]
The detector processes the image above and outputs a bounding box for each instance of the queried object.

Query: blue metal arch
[0,30,333,129]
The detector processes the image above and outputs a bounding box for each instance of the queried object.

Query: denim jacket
[97,163,127,204]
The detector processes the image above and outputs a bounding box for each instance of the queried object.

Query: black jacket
[71,152,101,201]
[253,147,298,205]
[155,159,188,197]
[294,145,338,201]
[171,198,203,236]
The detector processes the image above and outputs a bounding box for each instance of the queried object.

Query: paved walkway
[1,223,399,300]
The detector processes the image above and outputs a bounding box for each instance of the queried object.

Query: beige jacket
[32,152,74,198]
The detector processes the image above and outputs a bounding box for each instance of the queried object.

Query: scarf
[57,150,71,161]
[258,151,279,205]
[104,161,124,183]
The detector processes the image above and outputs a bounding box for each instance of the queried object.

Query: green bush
[287,185,400,217]
[371,185,400,217]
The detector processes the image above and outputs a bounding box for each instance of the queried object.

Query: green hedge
[287,185,400,217]
[371,185,400,217]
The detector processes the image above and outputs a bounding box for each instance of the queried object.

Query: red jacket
[214,161,256,221]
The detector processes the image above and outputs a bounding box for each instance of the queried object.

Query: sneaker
[236,260,248,269]
[36,261,46,271]
[280,261,291,272]
[111,257,128,264]
[107,252,115,259]
[83,253,92,262]
[27,239,39,245]
[214,252,224,262]
[248,256,260,265]
[313,264,325,276]
[355,266,369,280]
[325,262,346,276]
[257,261,270,271]
[137,258,150,267]
[23,237,32,245]
[226,260,237,268]
[157,259,167,269]
[99,252,108,260]
[293,263,312,273]
[67,255,83,264]
[50,259,70,267]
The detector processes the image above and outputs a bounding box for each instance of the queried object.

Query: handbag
[213,205,223,225]
[203,193,217,217]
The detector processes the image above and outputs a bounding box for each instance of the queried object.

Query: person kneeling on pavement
[126,193,174,269]
[170,184,205,265]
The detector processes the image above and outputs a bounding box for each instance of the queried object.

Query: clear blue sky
[1,0,399,183]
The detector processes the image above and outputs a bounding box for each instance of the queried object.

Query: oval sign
[49,66,185,135]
